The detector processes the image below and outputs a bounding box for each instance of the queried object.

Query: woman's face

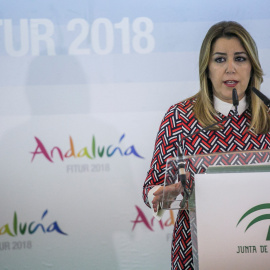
[208,37,252,103]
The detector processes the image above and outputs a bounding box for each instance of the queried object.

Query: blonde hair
[193,21,270,134]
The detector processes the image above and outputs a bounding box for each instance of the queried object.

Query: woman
[143,21,270,270]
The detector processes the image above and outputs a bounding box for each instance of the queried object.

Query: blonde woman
[143,21,270,270]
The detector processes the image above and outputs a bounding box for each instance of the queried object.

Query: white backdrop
[1,1,270,269]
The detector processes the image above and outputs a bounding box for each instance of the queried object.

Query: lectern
[162,149,270,270]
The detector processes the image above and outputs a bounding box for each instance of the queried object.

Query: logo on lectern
[236,203,270,241]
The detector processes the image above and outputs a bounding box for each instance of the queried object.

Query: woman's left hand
[152,182,183,212]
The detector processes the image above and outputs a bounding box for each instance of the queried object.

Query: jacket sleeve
[142,104,182,208]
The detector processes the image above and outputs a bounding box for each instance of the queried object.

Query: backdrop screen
[1,1,270,269]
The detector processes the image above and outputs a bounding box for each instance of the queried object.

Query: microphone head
[232,88,239,107]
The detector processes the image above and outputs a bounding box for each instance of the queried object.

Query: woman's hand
[152,182,183,212]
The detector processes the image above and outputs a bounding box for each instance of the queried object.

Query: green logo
[237,203,270,241]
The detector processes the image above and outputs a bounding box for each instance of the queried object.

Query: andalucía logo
[236,203,270,241]
[30,134,144,162]
[131,205,175,231]
[0,210,67,237]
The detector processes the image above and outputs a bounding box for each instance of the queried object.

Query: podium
[161,149,270,270]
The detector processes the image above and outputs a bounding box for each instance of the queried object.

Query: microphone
[252,87,270,107]
[176,89,239,208]
[233,88,239,111]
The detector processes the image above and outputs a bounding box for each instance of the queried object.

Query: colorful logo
[237,203,270,241]
[0,210,67,237]
[30,134,144,162]
[131,205,175,231]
